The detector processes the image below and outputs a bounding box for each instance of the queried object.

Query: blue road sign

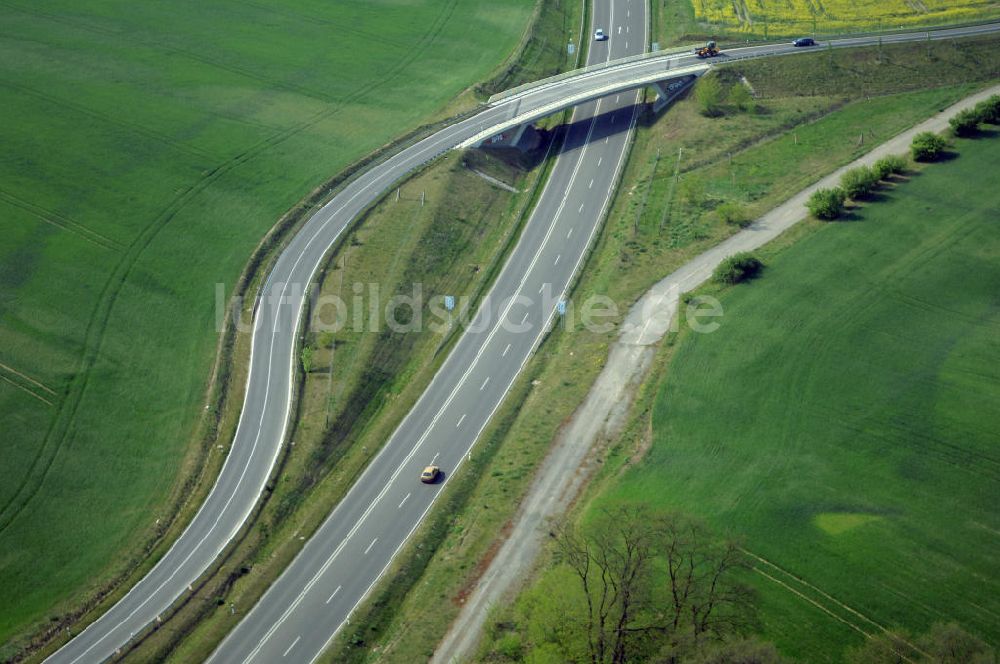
[444,295,456,311]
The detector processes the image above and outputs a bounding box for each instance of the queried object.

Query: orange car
[420,465,440,483]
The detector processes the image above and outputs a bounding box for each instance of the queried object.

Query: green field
[0,0,535,649]
[602,137,1000,660]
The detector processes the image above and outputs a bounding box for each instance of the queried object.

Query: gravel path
[431,84,1000,664]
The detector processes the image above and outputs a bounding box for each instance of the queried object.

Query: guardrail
[486,19,1000,106]
[487,43,698,105]
[712,16,1000,46]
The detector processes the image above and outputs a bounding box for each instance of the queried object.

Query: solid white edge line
[236,97,606,663]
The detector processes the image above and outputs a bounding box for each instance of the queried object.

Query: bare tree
[554,506,756,664]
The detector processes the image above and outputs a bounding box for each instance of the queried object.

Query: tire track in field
[0,189,124,252]
[0,0,462,536]
[0,79,217,164]
[0,370,54,407]
[744,548,928,660]
[2,1,336,106]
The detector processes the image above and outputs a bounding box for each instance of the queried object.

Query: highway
[46,12,1000,664]
[206,0,647,661]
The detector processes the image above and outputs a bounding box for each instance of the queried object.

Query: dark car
[793,37,816,47]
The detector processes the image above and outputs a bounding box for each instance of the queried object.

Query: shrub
[713,252,764,284]
[716,201,753,227]
[949,108,981,137]
[973,95,1000,124]
[807,187,846,220]
[872,154,907,180]
[696,75,724,117]
[729,83,754,112]
[840,166,879,199]
[911,131,947,161]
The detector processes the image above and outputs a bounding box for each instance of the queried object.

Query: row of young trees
[807,94,1000,221]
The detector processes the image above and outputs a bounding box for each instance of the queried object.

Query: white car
[594,28,607,41]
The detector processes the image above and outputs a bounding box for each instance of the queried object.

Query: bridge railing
[487,44,698,105]
[487,19,1000,106]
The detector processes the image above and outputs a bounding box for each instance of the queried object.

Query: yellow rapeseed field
[692,0,1000,36]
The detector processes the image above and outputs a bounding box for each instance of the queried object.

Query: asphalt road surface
[205,0,647,662]
[47,14,1000,664]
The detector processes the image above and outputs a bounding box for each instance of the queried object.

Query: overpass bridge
[461,20,1000,148]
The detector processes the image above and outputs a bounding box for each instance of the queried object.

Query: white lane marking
[325,586,342,605]
[605,136,609,144]
[502,343,511,357]
[520,312,529,324]
[397,493,411,510]
[598,157,603,167]
[538,284,545,294]
[627,25,630,33]
[618,25,622,34]
[567,227,574,239]
[282,636,300,658]
[309,42,647,664]
[241,52,620,664]
[588,178,594,189]
[457,413,466,427]
[431,452,440,464]
[626,40,629,49]
[578,203,584,213]
[554,254,561,266]
[66,82,500,664]
[480,376,490,390]
[363,538,378,555]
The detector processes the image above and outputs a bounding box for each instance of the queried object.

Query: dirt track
[431,84,1000,664]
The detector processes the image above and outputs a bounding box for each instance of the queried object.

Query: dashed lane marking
[282,636,300,658]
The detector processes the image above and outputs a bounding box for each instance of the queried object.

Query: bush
[973,95,1000,124]
[716,201,753,227]
[840,166,879,199]
[872,154,907,180]
[696,75,724,117]
[713,252,764,284]
[806,187,846,220]
[729,83,754,112]
[949,108,981,137]
[911,131,948,161]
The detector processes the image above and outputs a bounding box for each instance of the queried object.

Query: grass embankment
[691,0,1000,39]
[0,0,538,656]
[598,134,1000,661]
[366,39,1000,663]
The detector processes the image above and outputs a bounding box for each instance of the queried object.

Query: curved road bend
[207,0,646,661]
[47,16,1000,664]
